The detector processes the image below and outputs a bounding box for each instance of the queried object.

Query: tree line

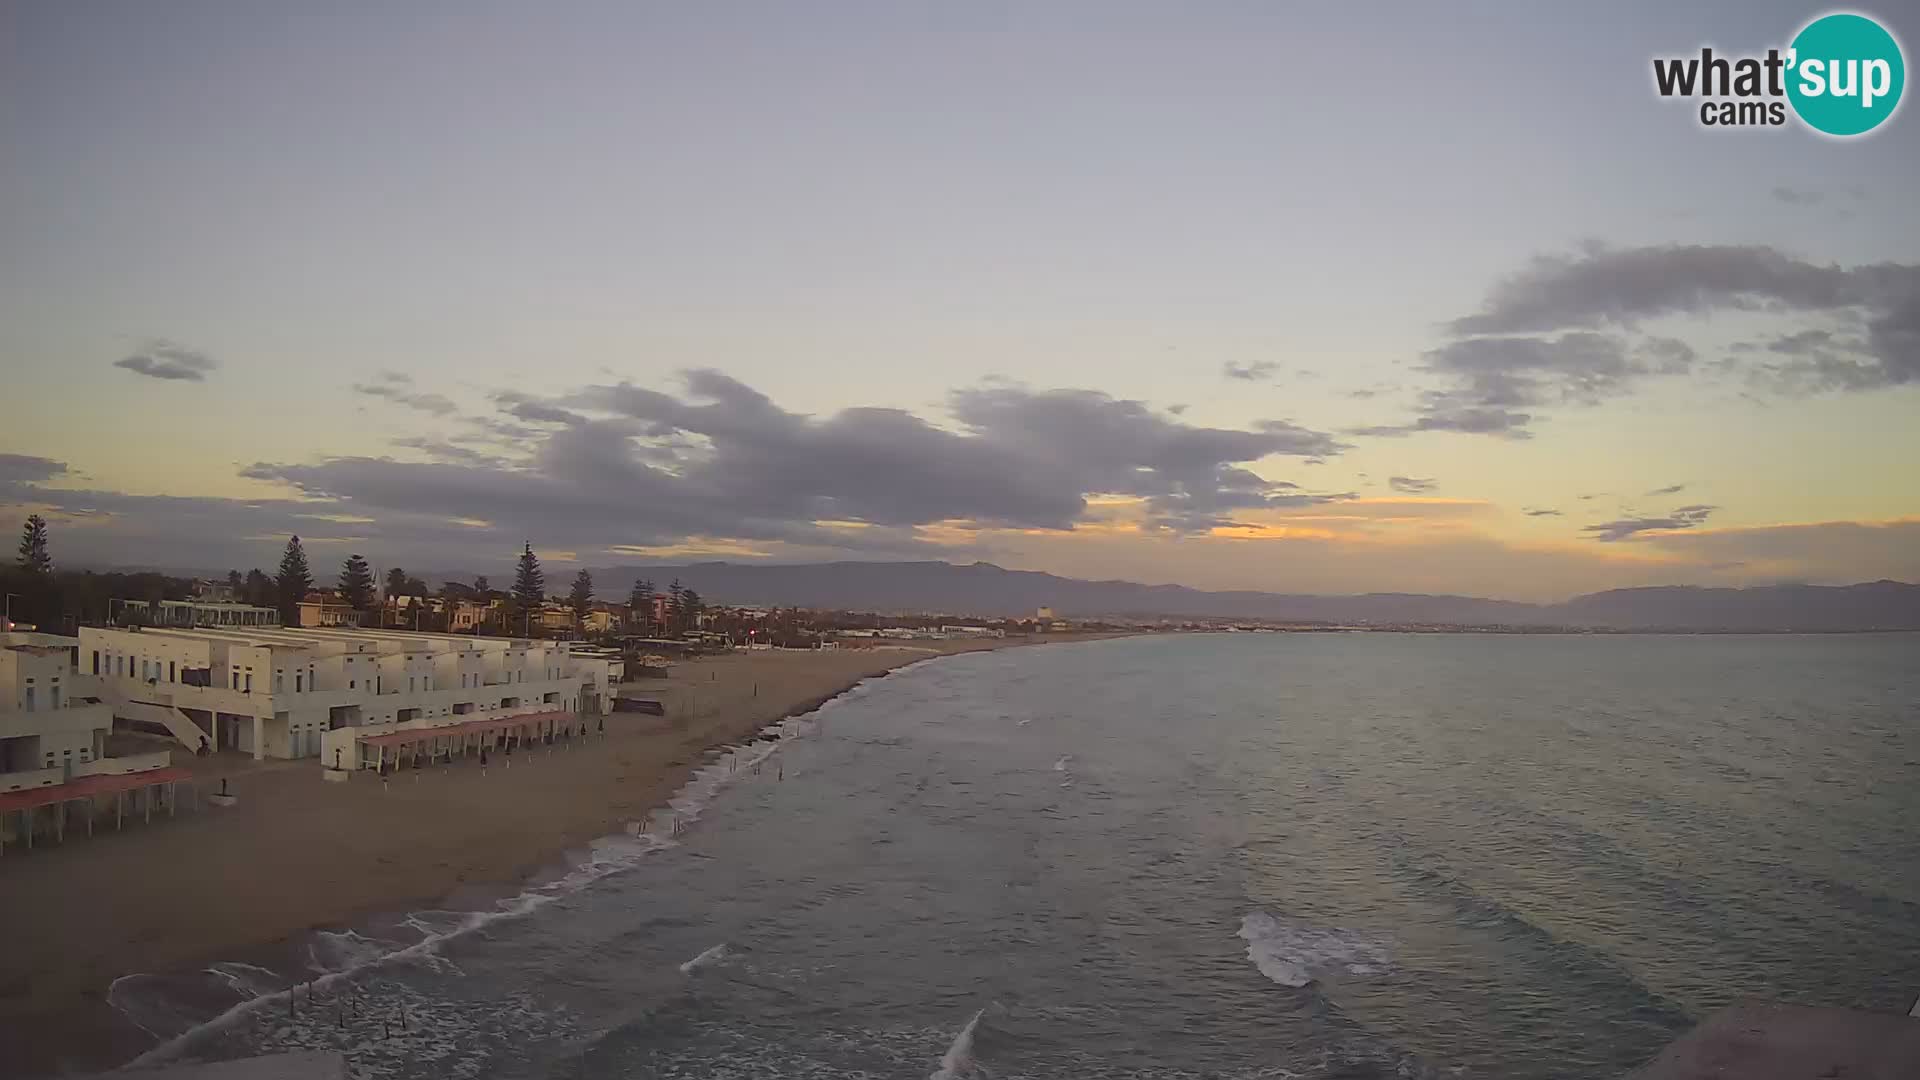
[5,516,706,640]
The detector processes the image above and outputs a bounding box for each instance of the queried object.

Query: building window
[92,651,100,675]
[244,673,253,693]
[409,676,415,693]
[349,679,356,689]
[23,687,35,711]
[169,661,176,682]
[295,673,303,692]
[51,686,61,709]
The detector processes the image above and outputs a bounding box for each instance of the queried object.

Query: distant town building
[583,604,623,635]
[1035,606,1055,621]
[192,579,238,603]
[122,598,280,629]
[297,591,362,628]
[449,599,495,633]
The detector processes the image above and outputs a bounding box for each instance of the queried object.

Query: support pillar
[252,715,265,761]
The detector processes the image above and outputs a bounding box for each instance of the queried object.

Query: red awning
[356,709,577,749]
[0,765,192,814]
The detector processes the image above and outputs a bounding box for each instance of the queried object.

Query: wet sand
[0,637,1107,1076]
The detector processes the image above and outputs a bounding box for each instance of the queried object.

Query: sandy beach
[0,636,1106,1077]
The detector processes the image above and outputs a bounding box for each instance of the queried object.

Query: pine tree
[511,543,545,627]
[226,569,243,594]
[628,578,655,633]
[569,569,594,623]
[275,536,313,626]
[667,579,685,633]
[473,575,490,595]
[245,568,273,607]
[681,588,704,629]
[340,554,375,612]
[386,567,409,597]
[17,515,51,576]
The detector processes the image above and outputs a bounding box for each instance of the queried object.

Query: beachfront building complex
[2,632,185,850]
[76,625,622,768]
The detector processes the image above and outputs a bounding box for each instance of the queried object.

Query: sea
[103,632,1920,1079]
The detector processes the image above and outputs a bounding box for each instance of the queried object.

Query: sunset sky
[3,1,1917,601]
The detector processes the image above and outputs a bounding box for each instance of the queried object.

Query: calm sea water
[115,633,1920,1078]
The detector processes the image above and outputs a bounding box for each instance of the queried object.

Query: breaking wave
[1237,912,1393,988]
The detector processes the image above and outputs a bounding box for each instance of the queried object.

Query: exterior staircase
[104,695,209,753]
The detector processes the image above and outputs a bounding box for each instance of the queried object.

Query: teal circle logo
[1787,12,1905,136]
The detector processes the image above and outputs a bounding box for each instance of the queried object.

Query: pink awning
[0,766,192,813]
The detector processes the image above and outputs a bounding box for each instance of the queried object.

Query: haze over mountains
[564,561,1918,632]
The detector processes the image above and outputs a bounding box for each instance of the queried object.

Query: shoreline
[2,633,1132,1077]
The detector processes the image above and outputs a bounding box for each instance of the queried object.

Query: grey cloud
[1450,245,1853,335]
[1770,186,1824,205]
[494,391,588,426]
[0,454,68,488]
[1448,245,1918,390]
[5,372,1352,566]
[1352,245,1920,439]
[390,437,509,468]
[157,370,1349,571]
[1645,483,1686,497]
[1222,361,1279,381]
[1583,504,1716,542]
[114,340,217,381]
[1388,476,1436,494]
[1353,403,1534,439]
[562,372,1346,533]
[353,372,458,416]
[1522,507,1563,517]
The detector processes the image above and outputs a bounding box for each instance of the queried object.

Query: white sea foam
[929,1007,985,1080]
[1236,911,1392,988]
[1053,754,1072,771]
[680,943,730,975]
[207,962,287,999]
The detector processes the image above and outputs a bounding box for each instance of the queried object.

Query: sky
[2,1,1917,601]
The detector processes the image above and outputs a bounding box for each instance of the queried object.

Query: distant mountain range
[556,560,1920,632]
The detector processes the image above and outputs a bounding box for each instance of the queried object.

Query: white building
[2,632,181,849]
[77,625,623,768]
[121,598,281,629]
[1,633,112,782]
